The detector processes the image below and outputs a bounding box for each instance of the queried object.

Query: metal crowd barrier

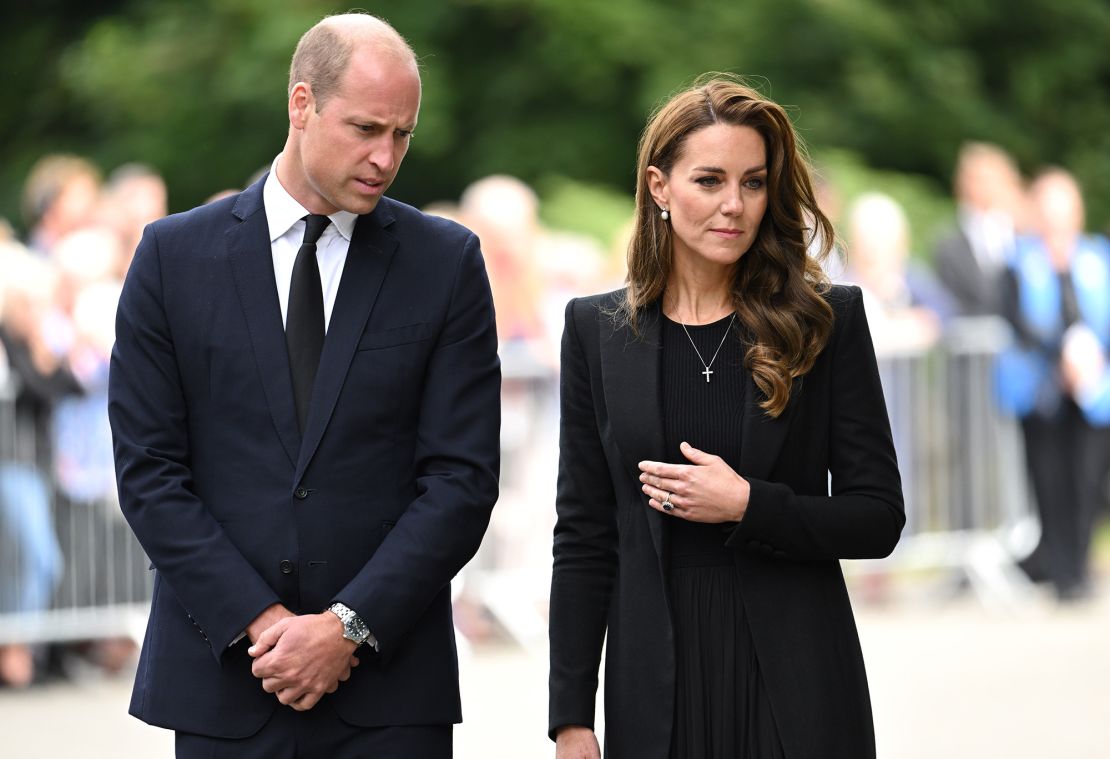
[852,316,1039,609]
[0,319,1039,653]
[0,377,152,647]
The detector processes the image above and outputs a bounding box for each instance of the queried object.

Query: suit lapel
[226,180,300,469]
[600,301,667,560]
[294,203,398,483]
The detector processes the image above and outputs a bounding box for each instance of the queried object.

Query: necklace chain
[678,313,736,383]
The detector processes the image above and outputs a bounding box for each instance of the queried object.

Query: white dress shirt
[263,155,358,333]
[231,158,373,651]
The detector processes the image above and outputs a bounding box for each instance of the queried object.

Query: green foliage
[537,176,636,253]
[2,0,1108,239]
[815,149,954,261]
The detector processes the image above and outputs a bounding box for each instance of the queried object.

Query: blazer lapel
[600,301,667,560]
[226,180,300,469]
[738,373,799,480]
[294,203,398,483]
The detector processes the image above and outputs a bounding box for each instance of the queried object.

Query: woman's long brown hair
[617,74,834,418]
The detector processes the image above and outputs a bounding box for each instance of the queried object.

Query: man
[109,13,500,757]
[997,169,1110,602]
[933,142,1023,316]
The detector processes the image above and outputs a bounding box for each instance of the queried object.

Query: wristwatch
[327,602,371,646]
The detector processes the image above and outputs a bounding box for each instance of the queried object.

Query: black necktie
[287,214,330,433]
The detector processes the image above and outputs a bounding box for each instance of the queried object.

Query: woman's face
[648,123,769,271]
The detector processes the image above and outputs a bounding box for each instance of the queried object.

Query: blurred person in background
[997,168,1110,602]
[549,76,904,759]
[841,191,956,354]
[0,242,75,687]
[20,154,101,258]
[99,163,168,280]
[810,167,846,278]
[934,142,1024,317]
[109,13,499,756]
[460,175,547,360]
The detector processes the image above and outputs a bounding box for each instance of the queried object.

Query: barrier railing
[852,316,1038,609]
[0,320,1038,652]
[0,373,151,646]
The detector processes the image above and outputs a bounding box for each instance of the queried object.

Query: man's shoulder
[934,226,971,260]
[377,197,476,249]
[147,192,241,241]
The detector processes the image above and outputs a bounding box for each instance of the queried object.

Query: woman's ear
[646,166,670,212]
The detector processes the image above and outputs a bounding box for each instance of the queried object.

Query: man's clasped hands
[245,603,361,711]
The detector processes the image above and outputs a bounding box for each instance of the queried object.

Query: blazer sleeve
[727,287,906,560]
[331,233,501,656]
[548,297,619,738]
[109,224,281,660]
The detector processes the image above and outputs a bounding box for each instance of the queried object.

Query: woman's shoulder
[564,287,627,324]
[821,283,864,318]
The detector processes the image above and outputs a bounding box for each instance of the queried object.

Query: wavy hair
[618,74,834,418]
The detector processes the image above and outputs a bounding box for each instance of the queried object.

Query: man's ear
[289,82,314,130]
[646,166,670,211]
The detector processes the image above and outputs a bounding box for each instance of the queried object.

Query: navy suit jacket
[109,176,500,738]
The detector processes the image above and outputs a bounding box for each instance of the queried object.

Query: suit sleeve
[109,224,280,659]
[728,287,906,560]
[331,233,500,656]
[548,298,619,739]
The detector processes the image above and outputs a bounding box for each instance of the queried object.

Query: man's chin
[340,196,382,216]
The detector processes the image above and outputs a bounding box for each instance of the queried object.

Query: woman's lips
[711,228,742,238]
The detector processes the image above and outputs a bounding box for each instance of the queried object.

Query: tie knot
[301,214,330,245]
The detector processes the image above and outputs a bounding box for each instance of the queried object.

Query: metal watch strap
[328,602,370,645]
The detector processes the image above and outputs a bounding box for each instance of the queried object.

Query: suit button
[279,559,294,574]
[294,487,309,500]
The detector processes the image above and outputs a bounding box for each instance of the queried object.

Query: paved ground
[2,576,1108,759]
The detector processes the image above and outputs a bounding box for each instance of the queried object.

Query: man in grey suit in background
[933,142,1024,317]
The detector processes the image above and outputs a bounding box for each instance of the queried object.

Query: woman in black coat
[549,76,905,759]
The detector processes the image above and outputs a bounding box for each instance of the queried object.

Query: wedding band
[662,493,675,512]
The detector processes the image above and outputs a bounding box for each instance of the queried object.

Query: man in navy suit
[108,13,500,757]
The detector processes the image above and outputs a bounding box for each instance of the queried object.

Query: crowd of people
[1,137,1107,690]
[1,156,167,687]
[834,144,1110,603]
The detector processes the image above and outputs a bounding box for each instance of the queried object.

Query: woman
[548,76,904,759]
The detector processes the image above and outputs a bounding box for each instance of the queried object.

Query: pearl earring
[660,208,670,221]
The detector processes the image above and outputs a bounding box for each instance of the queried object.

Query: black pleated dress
[661,313,785,759]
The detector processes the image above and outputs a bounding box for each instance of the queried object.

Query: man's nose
[367,135,396,174]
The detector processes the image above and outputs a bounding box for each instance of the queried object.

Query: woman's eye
[744,177,765,190]
[695,176,720,187]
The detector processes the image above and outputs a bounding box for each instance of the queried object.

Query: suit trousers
[174,701,452,759]
[1021,401,1110,596]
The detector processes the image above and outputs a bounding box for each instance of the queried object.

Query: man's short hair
[288,14,417,111]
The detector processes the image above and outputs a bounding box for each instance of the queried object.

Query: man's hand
[555,725,601,759]
[245,603,295,645]
[248,612,360,711]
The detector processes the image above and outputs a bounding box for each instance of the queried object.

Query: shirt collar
[262,154,358,243]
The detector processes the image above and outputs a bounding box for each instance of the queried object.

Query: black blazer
[109,177,500,738]
[549,285,904,759]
